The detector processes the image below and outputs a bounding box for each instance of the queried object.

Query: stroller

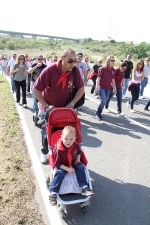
[45,107,93,217]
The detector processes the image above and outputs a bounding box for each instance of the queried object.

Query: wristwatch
[69,102,74,108]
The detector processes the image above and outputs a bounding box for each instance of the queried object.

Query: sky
[1,0,150,44]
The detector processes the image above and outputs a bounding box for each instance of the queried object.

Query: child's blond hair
[62,126,76,137]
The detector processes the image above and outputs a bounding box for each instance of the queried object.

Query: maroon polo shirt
[98,67,116,90]
[54,140,82,168]
[34,61,84,107]
[115,68,124,89]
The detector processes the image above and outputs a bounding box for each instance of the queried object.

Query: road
[8,77,150,225]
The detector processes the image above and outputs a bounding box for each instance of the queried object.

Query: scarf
[57,139,74,167]
[56,61,71,89]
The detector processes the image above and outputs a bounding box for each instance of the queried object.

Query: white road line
[4,75,62,225]
[86,95,150,132]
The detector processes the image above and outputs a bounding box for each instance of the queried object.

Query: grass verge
[0,74,45,225]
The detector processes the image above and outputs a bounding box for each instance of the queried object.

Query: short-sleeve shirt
[124,60,133,79]
[115,68,124,88]
[13,64,28,81]
[98,67,116,90]
[31,63,47,82]
[34,60,84,107]
[8,59,16,72]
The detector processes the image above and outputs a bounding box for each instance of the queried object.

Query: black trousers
[91,76,97,94]
[14,80,27,104]
[27,73,31,92]
[129,85,140,109]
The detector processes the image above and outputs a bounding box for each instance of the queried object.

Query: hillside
[0,36,150,64]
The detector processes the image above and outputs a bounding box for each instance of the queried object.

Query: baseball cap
[13,53,17,56]
[24,53,28,57]
[77,52,83,57]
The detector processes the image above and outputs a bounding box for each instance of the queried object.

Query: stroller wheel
[45,175,50,189]
[81,206,86,213]
[60,210,65,218]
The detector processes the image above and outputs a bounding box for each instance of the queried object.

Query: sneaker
[96,115,104,121]
[120,112,125,116]
[17,102,20,106]
[130,109,135,113]
[93,93,97,96]
[97,96,100,99]
[117,113,122,117]
[91,93,94,96]
[139,96,144,99]
[82,187,94,196]
[40,153,47,163]
[122,95,126,99]
[23,104,27,108]
[105,108,110,113]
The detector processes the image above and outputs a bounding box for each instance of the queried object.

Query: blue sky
[1,0,150,43]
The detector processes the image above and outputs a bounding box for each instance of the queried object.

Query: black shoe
[82,187,94,196]
[144,108,149,111]
[96,115,104,120]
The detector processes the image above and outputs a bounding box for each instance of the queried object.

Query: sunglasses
[110,60,115,62]
[19,58,25,60]
[122,67,126,70]
[66,59,77,64]
[138,63,143,65]
[38,58,43,60]
[53,59,57,62]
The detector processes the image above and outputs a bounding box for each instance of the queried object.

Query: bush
[7,42,16,50]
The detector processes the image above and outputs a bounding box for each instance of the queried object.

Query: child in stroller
[49,126,94,206]
[46,107,94,216]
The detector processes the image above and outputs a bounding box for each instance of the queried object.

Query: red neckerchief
[108,66,113,71]
[57,138,74,167]
[56,61,71,89]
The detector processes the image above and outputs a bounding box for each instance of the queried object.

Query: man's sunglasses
[110,60,115,62]
[66,59,77,64]
[19,57,25,60]
[38,58,43,60]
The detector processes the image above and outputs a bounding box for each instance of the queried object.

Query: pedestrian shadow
[79,106,149,139]
[64,171,150,225]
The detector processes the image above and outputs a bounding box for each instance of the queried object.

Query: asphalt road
[10,78,150,225]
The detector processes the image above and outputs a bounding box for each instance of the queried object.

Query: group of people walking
[88,54,150,119]
[0,49,150,163]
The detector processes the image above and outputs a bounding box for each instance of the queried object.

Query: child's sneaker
[82,187,94,196]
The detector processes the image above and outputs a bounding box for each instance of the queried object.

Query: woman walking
[11,55,28,107]
[127,60,144,112]
[95,55,116,120]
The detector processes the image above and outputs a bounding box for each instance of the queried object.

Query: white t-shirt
[8,59,16,72]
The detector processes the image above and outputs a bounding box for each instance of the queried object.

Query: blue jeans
[145,99,150,109]
[39,110,48,155]
[10,76,16,91]
[96,88,111,116]
[31,82,39,113]
[116,87,122,113]
[50,164,87,193]
[105,87,122,113]
[140,77,148,96]
[123,78,130,96]
[1,66,6,75]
